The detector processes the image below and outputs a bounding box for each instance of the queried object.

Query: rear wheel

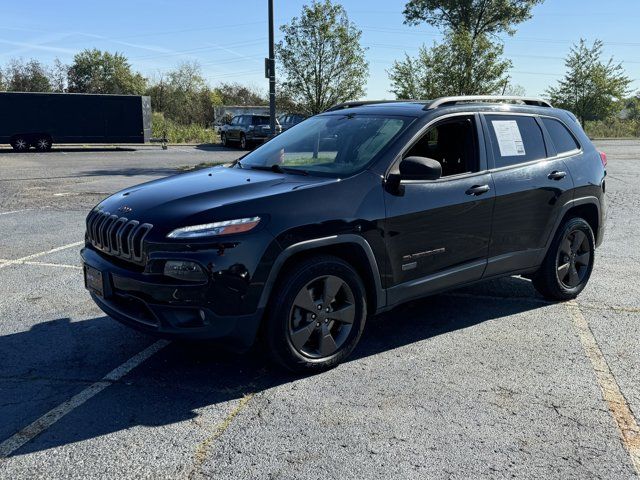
[34,135,52,152]
[265,255,367,372]
[11,136,29,152]
[532,217,595,301]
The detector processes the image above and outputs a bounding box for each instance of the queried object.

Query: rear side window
[252,116,269,125]
[541,117,580,154]
[486,115,546,168]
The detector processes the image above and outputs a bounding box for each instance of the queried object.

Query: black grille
[86,210,153,265]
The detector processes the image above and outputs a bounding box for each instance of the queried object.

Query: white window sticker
[492,120,526,156]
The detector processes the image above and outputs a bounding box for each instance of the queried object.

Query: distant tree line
[0,49,283,128]
[1,0,638,137]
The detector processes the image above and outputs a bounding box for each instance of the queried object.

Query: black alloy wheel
[532,217,595,300]
[11,136,29,152]
[288,275,356,358]
[265,255,367,372]
[556,228,591,288]
[35,136,52,152]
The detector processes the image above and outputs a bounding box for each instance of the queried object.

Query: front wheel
[532,217,595,301]
[220,132,227,147]
[240,134,247,150]
[265,255,367,372]
[11,136,29,152]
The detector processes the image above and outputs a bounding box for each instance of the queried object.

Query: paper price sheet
[492,120,526,157]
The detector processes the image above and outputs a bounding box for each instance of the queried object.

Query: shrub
[584,118,640,138]
[152,112,218,144]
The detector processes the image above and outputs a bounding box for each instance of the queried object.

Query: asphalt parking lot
[0,140,638,479]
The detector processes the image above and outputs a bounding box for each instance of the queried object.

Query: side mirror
[399,156,442,181]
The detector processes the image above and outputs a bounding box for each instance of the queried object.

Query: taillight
[599,151,607,168]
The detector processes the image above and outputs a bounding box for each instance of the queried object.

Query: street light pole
[268,0,276,136]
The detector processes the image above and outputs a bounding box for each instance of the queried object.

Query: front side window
[542,117,580,154]
[239,114,413,177]
[486,115,546,168]
[405,116,478,177]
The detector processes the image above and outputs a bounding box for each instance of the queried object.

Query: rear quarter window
[486,115,547,168]
[541,117,580,154]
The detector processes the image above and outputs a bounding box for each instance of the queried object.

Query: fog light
[163,261,207,282]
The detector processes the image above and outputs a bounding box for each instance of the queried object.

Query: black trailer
[0,92,151,151]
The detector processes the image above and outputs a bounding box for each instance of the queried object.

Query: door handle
[548,170,567,180]
[465,184,491,196]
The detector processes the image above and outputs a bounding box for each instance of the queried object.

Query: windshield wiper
[249,164,309,176]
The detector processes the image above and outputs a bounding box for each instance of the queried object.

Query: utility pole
[267,0,276,137]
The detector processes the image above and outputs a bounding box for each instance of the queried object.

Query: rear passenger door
[482,113,575,276]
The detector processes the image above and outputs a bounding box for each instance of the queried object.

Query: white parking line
[0,209,32,216]
[0,206,51,216]
[0,241,84,270]
[0,339,170,459]
[566,301,640,475]
[0,259,81,269]
[22,261,82,270]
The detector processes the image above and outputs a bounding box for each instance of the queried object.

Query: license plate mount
[84,264,105,297]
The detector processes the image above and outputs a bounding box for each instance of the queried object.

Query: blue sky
[1,0,639,99]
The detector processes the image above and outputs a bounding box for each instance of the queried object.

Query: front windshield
[239,114,413,176]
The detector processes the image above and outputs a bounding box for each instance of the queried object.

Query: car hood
[94,166,333,234]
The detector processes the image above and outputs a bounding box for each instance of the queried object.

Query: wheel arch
[257,235,386,315]
[560,202,599,241]
[539,196,601,264]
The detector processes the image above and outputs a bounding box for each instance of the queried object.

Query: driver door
[383,114,495,305]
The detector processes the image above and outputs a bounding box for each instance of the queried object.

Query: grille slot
[86,210,152,265]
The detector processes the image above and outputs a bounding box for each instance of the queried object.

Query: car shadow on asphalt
[194,144,248,153]
[2,276,550,456]
[79,167,184,177]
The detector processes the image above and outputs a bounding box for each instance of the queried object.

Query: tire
[265,255,367,373]
[532,217,595,301]
[10,136,29,152]
[240,133,247,150]
[34,135,52,152]
[220,132,227,147]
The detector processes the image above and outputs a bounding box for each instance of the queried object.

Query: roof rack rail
[425,95,552,110]
[324,100,419,112]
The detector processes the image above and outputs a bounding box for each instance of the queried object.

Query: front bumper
[81,247,264,350]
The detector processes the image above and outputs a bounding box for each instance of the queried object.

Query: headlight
[166,216,261,239]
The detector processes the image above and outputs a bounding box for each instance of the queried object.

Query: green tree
[389,31,511,98]
[392,0,542,100]
[546,39,633,124]
[67,49,146,94]
[5,58,52,92]
[214,82,266,105]
[403,0,544,37]
[623,95,640,122]
[276,0,369,114]
[49,58,68,92]
[147,62,220,126]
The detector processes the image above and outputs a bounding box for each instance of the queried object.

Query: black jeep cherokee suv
[82,96,606,372]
